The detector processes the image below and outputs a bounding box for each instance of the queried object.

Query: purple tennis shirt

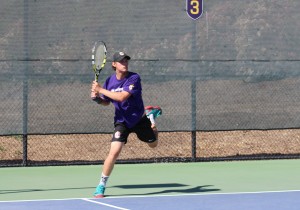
[102,72,145,128]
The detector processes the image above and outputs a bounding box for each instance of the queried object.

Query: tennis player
[91,51,162,198]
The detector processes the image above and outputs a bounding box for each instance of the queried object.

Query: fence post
[191,78,197,161]
[22,0,29,166]
[190,17,198,162]
[22,135,28,166]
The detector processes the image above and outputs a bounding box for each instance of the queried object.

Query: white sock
[99,173,109,187]
[148,113,156,125]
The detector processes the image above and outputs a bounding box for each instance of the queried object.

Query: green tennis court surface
[1,159,300,202]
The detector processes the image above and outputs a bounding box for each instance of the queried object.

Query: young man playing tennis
[91,51,162,198]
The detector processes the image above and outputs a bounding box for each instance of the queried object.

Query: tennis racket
[92,41,107,82]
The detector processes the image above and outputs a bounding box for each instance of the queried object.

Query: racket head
[92,41,107,81]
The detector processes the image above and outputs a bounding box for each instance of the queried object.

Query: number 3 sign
[186,0,203,20]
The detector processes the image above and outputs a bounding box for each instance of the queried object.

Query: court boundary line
[82,198,130,210]
[1,189,300,203]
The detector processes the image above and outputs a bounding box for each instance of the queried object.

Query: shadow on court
[109,183,220,196]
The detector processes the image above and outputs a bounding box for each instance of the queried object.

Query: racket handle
[95,74,99,82]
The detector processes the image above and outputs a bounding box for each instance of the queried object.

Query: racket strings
[91,41,107,81]
[95,47,107,70]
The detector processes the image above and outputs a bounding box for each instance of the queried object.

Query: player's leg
[144,106,162,148]
[148,125,158,148]
[134,115,158,148]
[102,141,124,177]
[94,123,129,198]
[94,141,124,198]
[145,106,162,128]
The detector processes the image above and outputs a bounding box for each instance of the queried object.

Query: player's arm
[93,96,110,106]
[99,88,131,102]
[92,81,131,102]
[90,91,110,106]
[91,82,110,106]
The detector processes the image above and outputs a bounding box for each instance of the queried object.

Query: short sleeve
[123,74,142,96]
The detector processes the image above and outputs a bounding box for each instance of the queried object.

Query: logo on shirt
[129,84,134,90]
[112,87,124,92]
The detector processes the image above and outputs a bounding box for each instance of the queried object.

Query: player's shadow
[110,183,220,196]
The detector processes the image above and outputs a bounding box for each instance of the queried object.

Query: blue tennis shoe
[94,184,105,198]
[145,106,162,119]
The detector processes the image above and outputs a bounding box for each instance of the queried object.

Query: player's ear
[112,62,117,71]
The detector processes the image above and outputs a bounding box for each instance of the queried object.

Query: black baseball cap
[113,51,131,62]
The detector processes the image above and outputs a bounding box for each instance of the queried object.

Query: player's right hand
[91,91,98,99]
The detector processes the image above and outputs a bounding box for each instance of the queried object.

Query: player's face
[114,58,129,73]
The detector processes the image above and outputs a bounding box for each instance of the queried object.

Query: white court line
[82,198,130,210]
[104,189,300,199]
[0,198,81,203]
[1,189,300,203]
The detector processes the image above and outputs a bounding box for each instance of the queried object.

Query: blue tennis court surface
[1,190,300,210]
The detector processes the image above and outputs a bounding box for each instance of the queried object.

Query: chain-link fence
[1,0,300,166]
